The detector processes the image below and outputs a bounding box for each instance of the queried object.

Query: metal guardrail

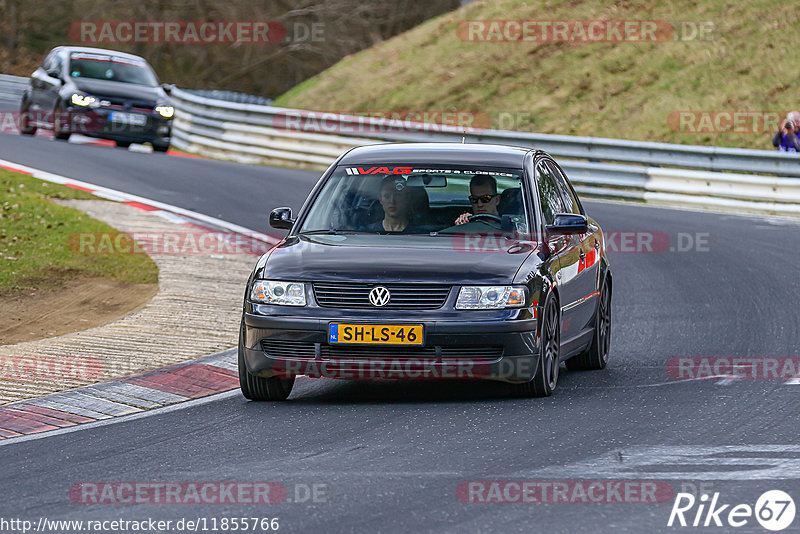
[169,87,800,217]
[2,73,798,217]
[0,74,28,102]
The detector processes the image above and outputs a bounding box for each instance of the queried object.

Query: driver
[454,175,501,225]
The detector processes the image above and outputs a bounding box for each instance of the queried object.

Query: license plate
[108,111,147,126]
[329,323,424,345]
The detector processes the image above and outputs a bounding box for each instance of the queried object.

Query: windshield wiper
[297,229,372,236]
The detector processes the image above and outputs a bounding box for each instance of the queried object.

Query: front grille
[313,282,451,310]
[322,345,437,359]
[261,339,316,359]
[260,340,503,361]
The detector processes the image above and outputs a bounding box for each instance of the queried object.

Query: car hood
[70,77,165,103]
[262,235,535,284]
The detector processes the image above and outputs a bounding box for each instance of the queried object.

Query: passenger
[365,176,412,232]
[772,118,800,152]
[454,175,501,225]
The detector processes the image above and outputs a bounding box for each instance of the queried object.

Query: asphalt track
[2,127,800,533]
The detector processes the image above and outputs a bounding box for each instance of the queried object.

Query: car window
[546,160,582,215]
[299,164,529,236]
[68,52,159,87]
[535,162,566,225]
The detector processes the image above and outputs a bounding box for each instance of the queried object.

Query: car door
[546,159,600,345]
[533,159,575,333]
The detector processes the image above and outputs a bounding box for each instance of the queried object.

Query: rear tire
[238,320,294,401]
[566,279,611,371]
[152,143,169,153]
[115,141,131,148]
[511,293,560,397]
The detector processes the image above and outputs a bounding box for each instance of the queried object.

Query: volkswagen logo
[369,286,391,307]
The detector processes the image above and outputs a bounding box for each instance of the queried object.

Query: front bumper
[62,107,172,144]
[242,311,541,383]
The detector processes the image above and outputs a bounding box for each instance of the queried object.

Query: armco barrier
[168,88,800,216]
[3,72,800,216]
[0,74,28,102]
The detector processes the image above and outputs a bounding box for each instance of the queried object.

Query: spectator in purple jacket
[772,119,800,152]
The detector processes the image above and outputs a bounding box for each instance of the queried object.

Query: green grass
[0,170,158,291]
[275,0,800,149]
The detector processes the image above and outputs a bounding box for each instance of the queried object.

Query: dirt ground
[0,278,157,345]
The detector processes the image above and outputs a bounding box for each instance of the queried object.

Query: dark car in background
[19,46,173,151]
[239,143,613,400]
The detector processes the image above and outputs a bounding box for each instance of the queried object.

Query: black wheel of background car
[566,280,611,371]
[115,141,132,148]
[19,102,36,135]
[512,293,560,397]
[237,321,294,401]
[152,143,169,153]
[53,103,70,141]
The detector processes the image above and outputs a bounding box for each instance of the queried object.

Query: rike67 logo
[668,490,795,531]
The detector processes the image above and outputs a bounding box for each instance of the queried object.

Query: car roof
[338,143,534,168]
[51,46,149,63]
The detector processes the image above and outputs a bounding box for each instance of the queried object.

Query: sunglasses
[469,194,498,204]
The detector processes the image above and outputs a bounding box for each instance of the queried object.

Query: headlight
[250,280,306,306]
[455,286,527,310]
[155,105,174,118]
[71,93,97,107]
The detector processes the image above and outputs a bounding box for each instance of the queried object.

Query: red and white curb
[0,159,283,440]
[0,350,239,439]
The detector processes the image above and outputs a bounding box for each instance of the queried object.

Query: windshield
[299,164,530,236]
[68,52,159,87]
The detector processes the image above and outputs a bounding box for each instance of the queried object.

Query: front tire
[53,103,71,141]
[511,293,560,397]
[115,141,131,148]
[566,279,611,371]
[19,101,37,135]
[152,142,169,153]
[238,320,294,401]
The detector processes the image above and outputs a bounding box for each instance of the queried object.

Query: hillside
[275,0,800,149]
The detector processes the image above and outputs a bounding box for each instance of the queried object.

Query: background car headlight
[455,286,527,309]
[250,280,306,306]
[71,93,96,107]
[155,105,174,118]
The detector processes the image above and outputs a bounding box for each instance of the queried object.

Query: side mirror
[161,83,174,95]
[269,207,295,230]
[546,213,588,234]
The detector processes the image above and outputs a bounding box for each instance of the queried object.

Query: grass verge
[0,169,158,291]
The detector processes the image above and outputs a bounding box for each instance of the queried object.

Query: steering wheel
[468,213,502,224]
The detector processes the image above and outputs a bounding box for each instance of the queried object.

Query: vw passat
[239,143,612,400]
